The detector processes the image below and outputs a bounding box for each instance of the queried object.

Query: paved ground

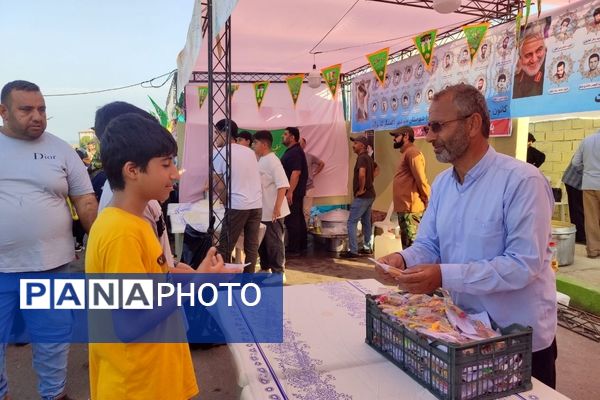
[557,244,600,290]
[556,244,600,314]
[4,240,599,399]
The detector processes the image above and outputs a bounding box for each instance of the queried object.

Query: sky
[0,0,195,145]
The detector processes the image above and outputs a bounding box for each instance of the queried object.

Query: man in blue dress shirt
[378,84,558,388]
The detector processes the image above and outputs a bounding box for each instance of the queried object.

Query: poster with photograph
[511,1,600,117]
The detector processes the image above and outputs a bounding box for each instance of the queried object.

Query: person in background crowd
[0,79,98,400]
[527,133,546,168]
[281,126,308,256]
[236,130,253,148]
[378,84,558,388]
[254,130,290,281]
[341,135,376,258]
[72,148,89,251]
[389,126,430,248]
[214,119,263,272]
[299,137,325,228]
[562,157,587,244]
[572,130,600,258]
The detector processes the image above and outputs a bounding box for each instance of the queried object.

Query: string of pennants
[196,0,540,110]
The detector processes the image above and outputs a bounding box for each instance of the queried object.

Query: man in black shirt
[280,126,308,255]
[527,133,546,168]
[341,135,376,258]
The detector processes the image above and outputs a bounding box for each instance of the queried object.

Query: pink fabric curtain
[180,82,349,203]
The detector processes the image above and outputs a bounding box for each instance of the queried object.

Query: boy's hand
[170,262,195,273]
[197,246,226,274]
[272,208,281,222]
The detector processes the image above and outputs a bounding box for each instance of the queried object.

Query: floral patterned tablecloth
[230,279,570,400]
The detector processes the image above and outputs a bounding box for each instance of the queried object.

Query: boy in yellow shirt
[85,113,224,399]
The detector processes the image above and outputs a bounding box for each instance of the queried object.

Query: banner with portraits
[351,0,600,135]
[511,1,600,117]
[351,20,515,137]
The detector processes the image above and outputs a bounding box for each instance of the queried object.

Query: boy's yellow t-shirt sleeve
[100,234,147,274]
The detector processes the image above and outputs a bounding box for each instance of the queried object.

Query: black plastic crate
[365,294,532,400]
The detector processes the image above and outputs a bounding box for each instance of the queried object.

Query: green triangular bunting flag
[230,84,239,97]
[515,10,523,48]
[463,23,490,63]
[366,48,389,87]
[197,86,208,110]
[414,30,437,70]
[286,74,304,106]
[254,81,269,109]
[321,64,342,98]
[148,96,168,128]
[524,0,532,29]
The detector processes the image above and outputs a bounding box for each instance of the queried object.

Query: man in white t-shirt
[213,119,263,273]
[0,80,98,400]
[299,138,324,227]
[254,130,290,276]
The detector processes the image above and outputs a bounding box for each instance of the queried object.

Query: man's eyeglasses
[424,114,473,134]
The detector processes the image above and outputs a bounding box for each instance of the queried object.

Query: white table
[167,202,265,263]
[229,279,571,400]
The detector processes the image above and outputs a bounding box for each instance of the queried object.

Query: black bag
[552,187,562,203]
[181,225,213,269]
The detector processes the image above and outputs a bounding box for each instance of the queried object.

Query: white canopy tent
[184,0,571,76]
[176,0,574,203]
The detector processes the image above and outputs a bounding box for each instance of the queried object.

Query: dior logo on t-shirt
[34,152,56,160]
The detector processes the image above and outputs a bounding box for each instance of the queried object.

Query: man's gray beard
[522,57,545,77]
[434,131,470,163]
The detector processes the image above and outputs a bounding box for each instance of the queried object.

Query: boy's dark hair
[215,119,238,139]
[101,113,177,191]
[94,101,156,140]
[237,130,253,145]
[285,126,300,142]
[1,80,40,105]
[253,130,273,147]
